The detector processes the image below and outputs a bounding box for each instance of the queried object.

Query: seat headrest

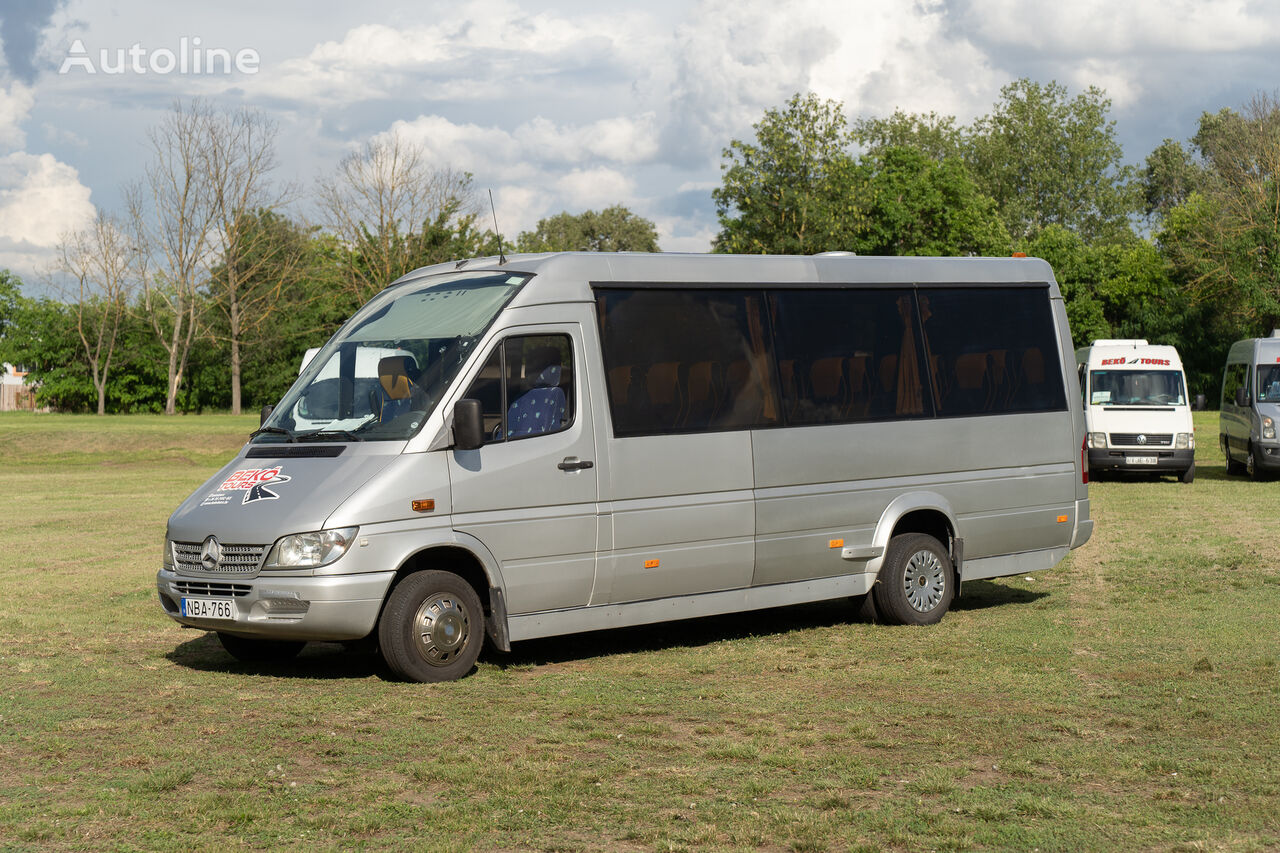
[379,356,414,400]
[534,364,562,388]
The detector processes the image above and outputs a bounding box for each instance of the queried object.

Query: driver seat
[376,356,418,421]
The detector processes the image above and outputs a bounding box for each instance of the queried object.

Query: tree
[516,206,660,253]
[713,93,868,254]
[966,79,1138,242]
[56,212,136,415]
[203,106,293,415]
[132,99,217,416]
[1159,94,1280,330]
[852,109,965,163]
[851,146,1009,257]
[317,132,480,303]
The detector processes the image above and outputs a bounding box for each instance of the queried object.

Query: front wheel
[378,571,484,682]
[1248,444,1268,481]
[217,632,305,662]
[872,533,955,626]
[1179,462,1195,484]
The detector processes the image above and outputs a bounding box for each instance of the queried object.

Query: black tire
[1179,462,1195,484]
[872,533,954,626]
[1248,443,1268,481]
[217,632,305,662]
[378,571,484,683]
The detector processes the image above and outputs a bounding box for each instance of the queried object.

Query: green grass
[1,411,1277,851]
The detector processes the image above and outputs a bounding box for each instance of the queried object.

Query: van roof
[393,252,1062,306]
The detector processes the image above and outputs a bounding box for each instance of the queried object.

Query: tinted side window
[920,288,1067,416]
[461,334,574,443]
[595,289,778,436]
[769,289,931,424]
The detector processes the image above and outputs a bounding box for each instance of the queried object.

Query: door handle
[558,456,594,471]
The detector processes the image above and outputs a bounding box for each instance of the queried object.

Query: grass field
[1,411,1277,851]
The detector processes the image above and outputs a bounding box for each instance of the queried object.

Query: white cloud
[0,152,96,277]
[554,167,634,209]
[957,0,1280,55]
[0,82,35,150]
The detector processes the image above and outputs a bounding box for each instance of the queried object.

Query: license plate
[1127,455,1158,465]
[181,597,236,620]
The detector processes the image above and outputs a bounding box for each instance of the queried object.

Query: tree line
[2,80,1278,412]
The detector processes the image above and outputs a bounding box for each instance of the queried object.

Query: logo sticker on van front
[201,467,292,507]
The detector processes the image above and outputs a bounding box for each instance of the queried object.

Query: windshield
[1259,364,1280,403]
[1089,369,1186,406]
[256,270,527,443]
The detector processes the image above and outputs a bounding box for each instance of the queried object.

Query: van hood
[166,444,403,545]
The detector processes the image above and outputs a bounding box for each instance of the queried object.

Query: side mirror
[1235,387,1250,408]
[259,404,275,425]
[453,398,484,450]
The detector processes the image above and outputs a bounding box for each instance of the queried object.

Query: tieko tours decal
[59,38,260,75]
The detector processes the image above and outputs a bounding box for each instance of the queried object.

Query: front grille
[1109,433,1172,447]
[172,541,267,575]
[172,580,252,597]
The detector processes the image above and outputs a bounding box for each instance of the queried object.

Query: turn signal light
[412,499,436,513]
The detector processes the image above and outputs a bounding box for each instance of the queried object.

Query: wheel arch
[867,492,959,579]
[379,532,512,652]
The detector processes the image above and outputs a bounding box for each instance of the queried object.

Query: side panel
[604,432,755,602]
[752,412,1077,586]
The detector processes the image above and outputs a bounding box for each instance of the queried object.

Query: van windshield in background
[1258,364,1280,402]
[1089,370,1186,406]
[256,271,528,443]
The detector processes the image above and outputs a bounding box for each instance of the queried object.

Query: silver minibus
[157,252,1094,681]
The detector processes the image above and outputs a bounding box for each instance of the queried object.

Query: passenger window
[920,288,1067,416]
[595,289,778,436]
[769,289,930,424]
[461,334,574,442]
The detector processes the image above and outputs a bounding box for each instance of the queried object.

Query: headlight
[1265,417,1276,440]
[1175,432,1195,449]
[162,538,175,570]
[265,527,358,569]
[1089,432,1107,449]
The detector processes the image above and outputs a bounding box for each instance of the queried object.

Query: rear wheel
[872,533,954,626]
[217,632,305,662]
[378,571,484,682]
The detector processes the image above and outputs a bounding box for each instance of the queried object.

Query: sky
[2,0,1280,292]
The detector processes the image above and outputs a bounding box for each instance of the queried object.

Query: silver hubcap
[411,593,470,667]
[903,549,946,613]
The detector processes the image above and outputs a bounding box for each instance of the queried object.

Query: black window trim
[592,282,1068,439]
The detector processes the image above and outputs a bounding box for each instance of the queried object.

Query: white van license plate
[182,597,235,620]
[1127,455,1158,466]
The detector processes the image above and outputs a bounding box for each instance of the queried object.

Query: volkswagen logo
[1137,434,1148,445]
[200,536,222,571]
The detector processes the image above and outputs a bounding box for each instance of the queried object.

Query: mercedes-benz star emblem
[200,536,222,571]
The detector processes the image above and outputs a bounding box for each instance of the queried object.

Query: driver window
[462,334,574,443]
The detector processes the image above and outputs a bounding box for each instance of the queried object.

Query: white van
[158,252,1093,682]
[1220,330,1280,479]
[1075,340,1195,483]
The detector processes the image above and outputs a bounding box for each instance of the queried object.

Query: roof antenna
[488,189,507,265]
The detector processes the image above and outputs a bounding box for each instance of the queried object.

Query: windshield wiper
[250,425,297,442]
[296,429,364,442]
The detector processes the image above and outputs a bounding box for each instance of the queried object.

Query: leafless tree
[203,106,298,414]
[317,131,478,303]
[132,99,216,416]
[56,212,135,415]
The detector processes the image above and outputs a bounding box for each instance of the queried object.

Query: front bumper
[1088,447,1195,474]
[156,569,396,641]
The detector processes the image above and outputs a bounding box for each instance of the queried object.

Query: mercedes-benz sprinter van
[157,253,1093,682]
[1075,340,1195,483]
[1220,330,1280,479]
